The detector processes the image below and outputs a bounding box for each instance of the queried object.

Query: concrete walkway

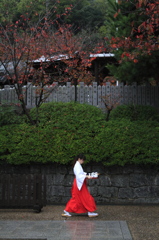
[0,220,132,240]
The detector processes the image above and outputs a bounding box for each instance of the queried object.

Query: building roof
[33,53,115,63]
[90,53,115,58]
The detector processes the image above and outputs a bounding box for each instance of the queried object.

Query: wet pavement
[0,220,132,240]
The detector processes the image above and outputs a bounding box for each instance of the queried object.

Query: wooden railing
[0,174,46,213]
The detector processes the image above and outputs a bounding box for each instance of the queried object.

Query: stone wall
[1,163,159,204]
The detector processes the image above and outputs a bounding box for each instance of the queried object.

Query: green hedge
[0,104,25,126]
[29,101,106,126]
[110,104,159,121]
[0,102,106,164]
[0,102,159,166]
[93,120,159,166]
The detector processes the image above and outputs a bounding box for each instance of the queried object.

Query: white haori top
[73,161,87,190]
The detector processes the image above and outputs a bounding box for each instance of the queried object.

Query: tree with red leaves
[0,13,59,125]
[31,23,98,102]
[107,0,159,85]
[0,4,106,125]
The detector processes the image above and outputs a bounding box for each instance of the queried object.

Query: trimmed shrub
[0,102,106,165]
[93,120,159,166]
[1,119,159,166]
[0,104,25,126]
[1,102,159,166]
[30,101,106,126]
[110,104,159,121]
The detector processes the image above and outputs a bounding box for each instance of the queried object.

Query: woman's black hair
[73,153,86,166]
[75,154,86,161]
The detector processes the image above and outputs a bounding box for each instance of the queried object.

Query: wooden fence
[0,174,46,212]
[0,82,159,109]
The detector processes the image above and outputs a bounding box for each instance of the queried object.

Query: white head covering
[73,161,86,190]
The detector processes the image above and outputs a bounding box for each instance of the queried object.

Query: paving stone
[0,220,132,240]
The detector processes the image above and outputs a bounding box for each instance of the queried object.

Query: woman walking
[62,154,98,218]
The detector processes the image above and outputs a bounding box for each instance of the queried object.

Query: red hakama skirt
[64,178,96,213]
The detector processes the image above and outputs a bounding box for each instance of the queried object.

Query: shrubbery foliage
[0,102,159,166]
[0,104,25,126]
[110,104,159,121]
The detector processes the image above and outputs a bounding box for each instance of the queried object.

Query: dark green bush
[1,102,159,166]
[93,120,159,166]
[0,104,25,126]
[30,101,106,126]
[0,102,106,164]
[0,123,100,164]
[1,120,159,166]
[110,104,159,121]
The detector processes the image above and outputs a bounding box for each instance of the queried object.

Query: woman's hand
[86,175,93,179]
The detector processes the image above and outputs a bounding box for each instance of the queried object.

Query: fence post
[123,85,128,105]
[105,82,111,106]
[132,82,137,105]
[79,82,85,104]
[101,85,106,110]
[87,85,92,105]
[3,85,10,103]
[93,82,98,106]
[66,82,71,102]
[84,85,88,104]
[26,83,32,108]
[145,84,151,105]
[97,85,102,108]
[71,84,75,102]
[52,82,58,102]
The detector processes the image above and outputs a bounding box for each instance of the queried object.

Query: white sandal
[61,210,72,217]
[88,212,98,217]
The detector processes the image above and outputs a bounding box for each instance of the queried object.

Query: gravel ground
[0,205,159,240]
